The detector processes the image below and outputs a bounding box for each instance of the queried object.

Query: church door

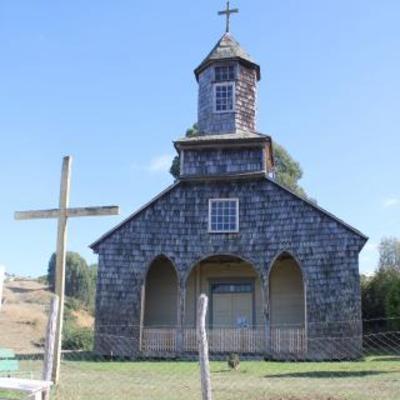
[211,282,254,328]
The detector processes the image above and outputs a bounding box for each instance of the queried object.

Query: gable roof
[90,177,368,252]
[194,33,260,81]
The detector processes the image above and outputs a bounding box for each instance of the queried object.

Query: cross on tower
[218,1,239,33]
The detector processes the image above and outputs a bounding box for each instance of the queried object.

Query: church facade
[91,31,367,360]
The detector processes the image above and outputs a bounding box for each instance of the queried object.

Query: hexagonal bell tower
[195,32,261,135]
[174,32,274,181]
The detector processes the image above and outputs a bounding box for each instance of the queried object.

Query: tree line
[361,237,400,331]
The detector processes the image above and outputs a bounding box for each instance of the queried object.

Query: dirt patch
[0,279,93,354]
[71,309,94,328]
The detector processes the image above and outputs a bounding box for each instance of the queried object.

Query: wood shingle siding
[93,177,366,359]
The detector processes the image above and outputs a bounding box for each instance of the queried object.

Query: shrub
[63,320,93,351]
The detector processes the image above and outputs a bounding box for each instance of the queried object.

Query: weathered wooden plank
[198,294,212,400]
[52,156,71,385]
[42,295,59,400]
[43,296,59,382]
[0,377,52,393]
[65,206,119,218]
[14,209,60,220]
[15,206,119,220]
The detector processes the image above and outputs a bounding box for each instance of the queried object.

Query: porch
[141,326,306,356]
[140,253,306,358]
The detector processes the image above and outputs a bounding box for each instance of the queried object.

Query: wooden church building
[91,14,367,360]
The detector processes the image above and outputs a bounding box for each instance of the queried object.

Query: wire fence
[0,311,400,399]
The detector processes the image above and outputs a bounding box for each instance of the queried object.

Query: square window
[209,199,239,233]
[215,65,235,81]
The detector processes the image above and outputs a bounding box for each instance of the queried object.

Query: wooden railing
[142,326,306,356]
[270,326,306,355]
[142,328,265,354]
[141,328,177,353]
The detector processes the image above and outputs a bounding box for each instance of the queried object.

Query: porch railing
[141,328,177,353]
[142,326,306,355]
[142,327,266,354]
[270,325,306,355]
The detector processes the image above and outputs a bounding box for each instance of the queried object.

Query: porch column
[262,276,271,356]
[138,282,146,352]
[176,281,186,354]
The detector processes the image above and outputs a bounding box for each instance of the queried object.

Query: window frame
[213,82,236,114]
[208,198,240,233]
[214,64,236,82]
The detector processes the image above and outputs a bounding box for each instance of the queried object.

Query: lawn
[6,356,396,400]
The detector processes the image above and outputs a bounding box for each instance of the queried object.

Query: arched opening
[269,252,306,356]
[143,256,178,327]
[185,254,264,353]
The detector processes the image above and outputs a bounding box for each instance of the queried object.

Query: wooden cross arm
[218,8,238,15]
[15,206,119,220]
[67,206,120,218]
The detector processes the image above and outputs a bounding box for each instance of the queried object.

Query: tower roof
[194,33,261,81]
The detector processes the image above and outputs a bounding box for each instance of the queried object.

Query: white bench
[0,377,52,400]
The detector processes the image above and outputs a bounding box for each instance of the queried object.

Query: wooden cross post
[218,1,239,33]
[15,156,119,384]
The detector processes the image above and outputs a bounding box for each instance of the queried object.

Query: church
[90,6,367,360]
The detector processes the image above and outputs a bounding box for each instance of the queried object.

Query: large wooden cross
[15,156,119,384]
[218,1,239,33]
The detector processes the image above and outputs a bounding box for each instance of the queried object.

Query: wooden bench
[0,377,52,400]
[0,297,58,399]
[0,349,18,377]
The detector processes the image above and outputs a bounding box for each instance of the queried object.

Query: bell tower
[195,33,261,135]
[174,3,274,180]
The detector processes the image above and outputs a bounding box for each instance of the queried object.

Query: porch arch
[143,255,179,327]
[268,251,306,356]
[184,254,265,354]
[184,252,261,286]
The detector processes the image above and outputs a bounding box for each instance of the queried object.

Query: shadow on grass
[264,370,393,379]
[370,356,400,362]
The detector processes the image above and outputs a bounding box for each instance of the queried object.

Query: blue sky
[0,0,399,277]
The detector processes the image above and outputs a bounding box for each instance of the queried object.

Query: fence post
[42,296,60,399]
[197,294,212,400]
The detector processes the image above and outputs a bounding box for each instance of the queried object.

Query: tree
[273,143,306,197]
[361,269,398,320]
[169,125,307,197]
[378,237,400,272]
[47,252,93,306]
[361,237,400,332]
[386,277,400,330]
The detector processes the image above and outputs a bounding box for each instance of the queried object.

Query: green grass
[6,356,400,400]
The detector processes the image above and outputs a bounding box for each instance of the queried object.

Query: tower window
[214,83,235,113]
[209,199,239,233]
[215,65,235,81]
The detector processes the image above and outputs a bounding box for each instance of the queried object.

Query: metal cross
[15,156,119,384]
[218,1,239,33]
